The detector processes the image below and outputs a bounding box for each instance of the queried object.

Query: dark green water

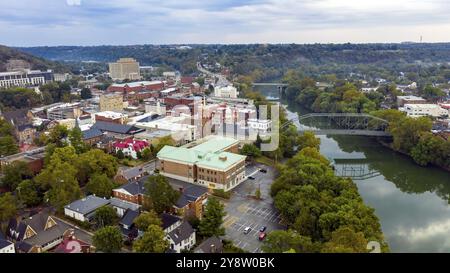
[257,86,450,253]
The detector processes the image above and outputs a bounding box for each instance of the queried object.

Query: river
[256,85,450,253]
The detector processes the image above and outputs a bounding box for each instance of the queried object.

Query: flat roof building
[109,58,141,81]
[157,136,246,191]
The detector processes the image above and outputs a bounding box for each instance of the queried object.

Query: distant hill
[0,45,69,73]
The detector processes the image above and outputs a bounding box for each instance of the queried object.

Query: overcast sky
[2,0,450,46]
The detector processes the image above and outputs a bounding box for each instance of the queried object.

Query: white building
[248,119,272,135]
[135,114,197,143]
[401,104,448,118]
[145,101,166,116]
[0,69,53,88]
[162,214,196,253]
[214,85,238,99]
[64,195,110,222]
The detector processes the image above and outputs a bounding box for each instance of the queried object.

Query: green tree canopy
[93,206,119,228]
[0,192,17,222]
[85,173,115,198]
[198,197,226,237]
[133,210,162,231]
[132,224,169,253]
[144,175,180,214]
[93,226,123,253]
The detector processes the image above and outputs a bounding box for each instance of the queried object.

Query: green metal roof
[190,137,238,154]
[157,137,245,170]
[196,152,246,170]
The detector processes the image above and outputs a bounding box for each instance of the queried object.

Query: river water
[256,86,450,253]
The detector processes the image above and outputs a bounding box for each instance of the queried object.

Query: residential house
[114,166,148,184]
[165,218,196,253]
[194,236,223,253]
[0,232,15,253]
[64,195,110,222]
[113,138,149,159]
[119,209,140,240]
[54,231,92,253]
[16,124,36,145]
[169,179,208,220]
[6,210,92,253]
[112,179,146,205]
[91,121,145,138]
[109,197,140,218]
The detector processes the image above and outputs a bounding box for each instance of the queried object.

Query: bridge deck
[298,129,391,136]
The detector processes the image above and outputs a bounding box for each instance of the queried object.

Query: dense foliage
[267,141,388,253]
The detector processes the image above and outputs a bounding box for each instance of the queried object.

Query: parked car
[259,226,267,232]
[244,227,251,234]
[248,176,255,180]
[259,232,267,241]
[259,169,267,173]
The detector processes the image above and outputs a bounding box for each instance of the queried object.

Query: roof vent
[219,155,227,161]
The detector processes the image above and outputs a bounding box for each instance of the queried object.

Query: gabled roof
[0,238,13,249]
[64,195,110,215]
[82,128,103,140]
[120,209,140,228]
[167,221,194,245]
[92,121,144,135]
[194,236,223,253]
[161,213,181,231]
[174,184,208,208]
[110,198,140,211]
[115,179,146,196]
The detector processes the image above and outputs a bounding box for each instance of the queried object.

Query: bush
[213,189,231,199]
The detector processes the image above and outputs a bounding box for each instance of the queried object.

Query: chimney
[210,244,216,253]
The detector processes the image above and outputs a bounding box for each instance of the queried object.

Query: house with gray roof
[166,221,196,253]
[6,210,93,253]
[64,195,110,222]
[194,236,223,253]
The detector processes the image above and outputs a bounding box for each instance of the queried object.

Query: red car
[259,232,267,241]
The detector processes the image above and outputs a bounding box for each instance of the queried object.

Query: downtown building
[157,136,246,192]
[109,58,141,81]
[0,69,53,88]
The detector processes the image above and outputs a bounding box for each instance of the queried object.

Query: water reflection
[276,92,450,252]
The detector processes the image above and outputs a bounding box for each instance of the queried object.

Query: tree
[93,226,123,253]
[132,225,169,253]
[93,206,119,228]
[297,131,320,151]
[198,196,226,237]
[141,147,152,161]
[116,150,125,159]
[86,173,115,198]
[262,230,316,253]
[145,175,180,214]
[321,227,368,253]
[17,179,41,207]
[153,136,176,154]
[80,87,92,99]
[240,144,261,159]
[48,124,70,147]
[0,136,18,156]
[1,161,33,191]
[134,210,162,231]
[390,116,432,153]
[0,193,17,222]
[69,127,88,154]
[76,149,118,184]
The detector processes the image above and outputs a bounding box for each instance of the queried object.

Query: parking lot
[222,163,285,253]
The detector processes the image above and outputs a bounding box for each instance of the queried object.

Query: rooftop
[110,81,163,88]
[64,195,110,215]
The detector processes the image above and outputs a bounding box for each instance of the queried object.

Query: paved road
[222,163,285,253]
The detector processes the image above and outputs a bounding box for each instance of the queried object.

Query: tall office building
[109,58,141,81]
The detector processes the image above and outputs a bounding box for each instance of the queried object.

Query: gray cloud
[1,0,450,45]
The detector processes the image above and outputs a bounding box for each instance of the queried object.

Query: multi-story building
[214,85,238,99]
[93,111,128,124]
[397,96,427,107]
[99,93,124,112]
[157,136,246,191]
[107,81,164,93]
[109,58,141,81]
[0,69,53,88]
[401,104,448,118]
[46,103,80,120]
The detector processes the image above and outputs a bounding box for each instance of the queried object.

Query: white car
[243,227,251,234]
